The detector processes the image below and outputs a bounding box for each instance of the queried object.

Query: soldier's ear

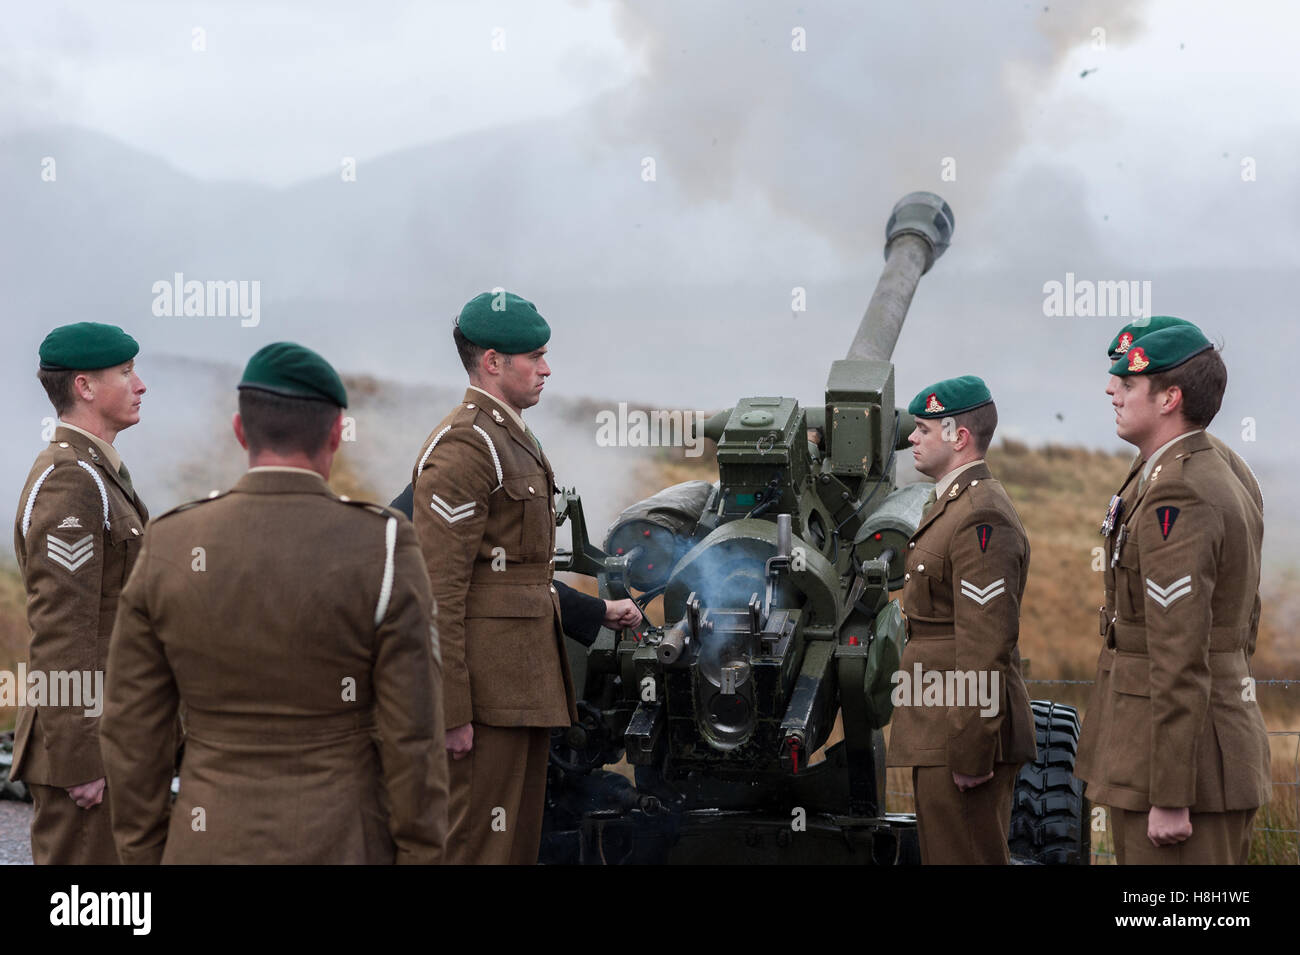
[326,412,344,453]
[1159,384,1184,417]
[232,412,248,450]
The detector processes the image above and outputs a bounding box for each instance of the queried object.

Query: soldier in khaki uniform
[99,343,447,863]
[1076,323,1270,864]
[12,322,148,865]
[1106,317,1264,514]
[412,291,638,865]
[887,376,1037,864]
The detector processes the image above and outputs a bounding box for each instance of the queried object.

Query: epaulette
[415,405,505,489]
[152,488,234,523]
[335,496,402,520]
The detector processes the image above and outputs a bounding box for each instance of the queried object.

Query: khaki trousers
[444,724,550,865]
[912,763,1020,865]
[28,782,121,865]
[1111,806,1256,865]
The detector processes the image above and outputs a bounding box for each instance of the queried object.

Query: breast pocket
[497,473,552,561]
[1115,536,1143,621]
[104,513,145,596]
[904,546,947,619]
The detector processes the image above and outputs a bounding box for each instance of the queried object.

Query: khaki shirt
[412,388,577,729]
[887,462,1037,774]
[99,469,447,864]
[11,426,148,787]
[1075,431,1270,812]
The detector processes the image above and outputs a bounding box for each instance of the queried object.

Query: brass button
[466,403,476,409]
[908,542,915,549]
[904,572,911,581]
[58,442,69,448]
[131,528,140,536]
[917,563,925,571]
[971,479,979,486]
[528,485,535,494]
[340,495,350,502]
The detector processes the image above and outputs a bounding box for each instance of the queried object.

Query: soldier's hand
[952,770,994,791]
[603,598,642,630]
[66,777,106,809]
[446,722,474,760]
[1147,806,1193,846]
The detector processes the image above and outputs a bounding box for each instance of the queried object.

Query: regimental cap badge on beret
[456,289,551,355]
[238,341,348,407]
[39,322,139,371]
[1108,325,1213,377]
[908,375,993,419]
[1107,315,1195,360]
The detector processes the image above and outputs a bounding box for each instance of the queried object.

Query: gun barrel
[846,192,955,362]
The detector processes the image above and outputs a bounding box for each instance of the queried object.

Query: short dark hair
[453,323,486,375]
[1145,348,1226,428]
[238,388,340,455]
[953,401,998,455]
[38,367,79,416]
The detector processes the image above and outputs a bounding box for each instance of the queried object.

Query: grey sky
[3,0,1298,561]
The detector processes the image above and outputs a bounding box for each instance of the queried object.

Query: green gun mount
[545,192,1088,865]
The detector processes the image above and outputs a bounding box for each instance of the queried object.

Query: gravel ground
[0,801,32,865]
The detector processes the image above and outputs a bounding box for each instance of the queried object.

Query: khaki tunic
[1075,431,1270,816]
[11,426,148,788]
[887,462,1037,774]
[412,389,577,730]
[11,426,149,865]
[412,388,577,864]
[99,469,447,864]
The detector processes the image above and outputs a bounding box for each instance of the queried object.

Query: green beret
[1109,325,1212,377]
[1107,315,1196,360]
[39,322,139,371]
[238,342,348,407]
[456,290,550,354]
[908,375,993,418]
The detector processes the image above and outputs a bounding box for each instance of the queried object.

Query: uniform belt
[1112,620,1252,654]
[903,618,955,640]
[184,707,376,743]
[1113,647,1251,677]
[470,564,554,585]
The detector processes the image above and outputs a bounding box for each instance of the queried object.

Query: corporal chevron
[960,577,1006,605]
[1146,574,1192,608]
[430,494,475,524]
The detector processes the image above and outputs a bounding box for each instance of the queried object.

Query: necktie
[921,487,938,520]
[117,461,136,498]
[525,427,543,453]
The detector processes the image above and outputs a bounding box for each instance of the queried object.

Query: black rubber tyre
[1009,700,1090,865]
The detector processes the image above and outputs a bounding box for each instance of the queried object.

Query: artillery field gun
[544,193,1088,865]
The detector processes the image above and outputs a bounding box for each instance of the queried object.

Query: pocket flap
[465,583,554,618]
[1112,653,1150,697]
[108,513,144,546]
[910,547,945,582]
[501,475,546,502]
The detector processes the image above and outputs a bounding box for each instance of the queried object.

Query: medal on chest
[1100,494,1124,538]
[1110,524,1129,568]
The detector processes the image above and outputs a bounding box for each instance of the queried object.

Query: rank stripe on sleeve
[430,494,476,524]
[47,533,94,573]
[1145,574,1192,608]
[960,577,1006,605]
